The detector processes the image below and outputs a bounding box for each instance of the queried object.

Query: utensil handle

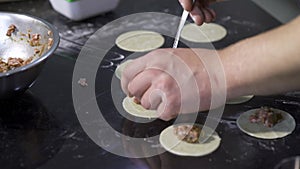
[172,10,189,48]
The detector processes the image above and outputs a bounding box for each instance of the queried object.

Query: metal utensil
[173,2,215,144]
[172,10,189,48]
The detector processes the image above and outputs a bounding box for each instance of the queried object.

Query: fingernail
[190,14,201,25]
[190,13,196,22]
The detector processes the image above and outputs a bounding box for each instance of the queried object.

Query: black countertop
[0,0,300,169]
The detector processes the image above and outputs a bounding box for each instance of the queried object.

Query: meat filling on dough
[173,125,203,143]
[249,107,283,128]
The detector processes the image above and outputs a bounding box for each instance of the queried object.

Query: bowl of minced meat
[0,12,59,98]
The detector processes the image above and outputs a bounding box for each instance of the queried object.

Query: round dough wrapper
[159,124,221,157]
[181,23,227,43]
[116,30,165,52]
[237,108,296,139]
[226,95,254,104]
[115,59,133,79]
[122,96,159,118]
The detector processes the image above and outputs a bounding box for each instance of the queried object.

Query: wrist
[219,40,253,100]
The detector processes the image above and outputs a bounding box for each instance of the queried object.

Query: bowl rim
[0,12,60,78]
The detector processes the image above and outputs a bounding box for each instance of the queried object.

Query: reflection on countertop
[0,0,299,169]
[0,92,64,169]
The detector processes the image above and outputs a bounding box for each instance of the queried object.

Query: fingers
[179,0,216,25]
[190,6,216,25]
[125,68,180,121]
[121,49,171,96]
[121,57,147,95]
[178,0,194,11]
[190,6,205,25]
[207,8,216,20]
[128,68,168,111]
[140,87,162,110]
[121,49,183,121]
[157,98,179,121]
[127,69,159,99]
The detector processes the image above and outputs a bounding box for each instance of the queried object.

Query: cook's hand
[121,48,224,121]
[179,0,218,25]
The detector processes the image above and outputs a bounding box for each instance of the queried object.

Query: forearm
[222,16,300,98]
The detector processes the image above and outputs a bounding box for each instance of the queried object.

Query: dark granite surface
[0,0,299,169]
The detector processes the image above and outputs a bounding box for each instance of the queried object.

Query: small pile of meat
[30,33,41,46]
[249,107,283,128]
[0,57,33,73]
[6,24,16,37]
[1,24,55,73]
[173,125,202,143]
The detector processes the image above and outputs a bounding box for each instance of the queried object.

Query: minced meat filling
[249,107,283,128]
[0,57,34,73]
[30,33,41,46]
[6,24,16,37]
[0,60,8,73]
[2,23,51,73]
[173,125,202,143]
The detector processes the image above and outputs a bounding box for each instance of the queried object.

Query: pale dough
[181,23,227,43]
[122,96,159,118]
[237,108,296,139]
[115,59,133,79]
[226,95,254,104]
[115,30,165,52]
[159,124,221,157]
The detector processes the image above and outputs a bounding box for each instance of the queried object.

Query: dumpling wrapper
[115,59,133,79]
[237,108,296,139]
[122,96,159,119]
[116,30,164,52]
[159,124,221,157]
[226,95,254,104]
[181,23,227,43]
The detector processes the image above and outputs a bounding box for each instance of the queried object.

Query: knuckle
[167,95,178,105]
[159,102,178,121]
[155,75,174,90]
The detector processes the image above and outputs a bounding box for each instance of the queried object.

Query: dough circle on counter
[226,95,254,104]
[115,59,133,79]
[237,108,296,139]
[159,124,221,156]
[181,23,227,43]
[116,30,164,52]
[122,96,159,118]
